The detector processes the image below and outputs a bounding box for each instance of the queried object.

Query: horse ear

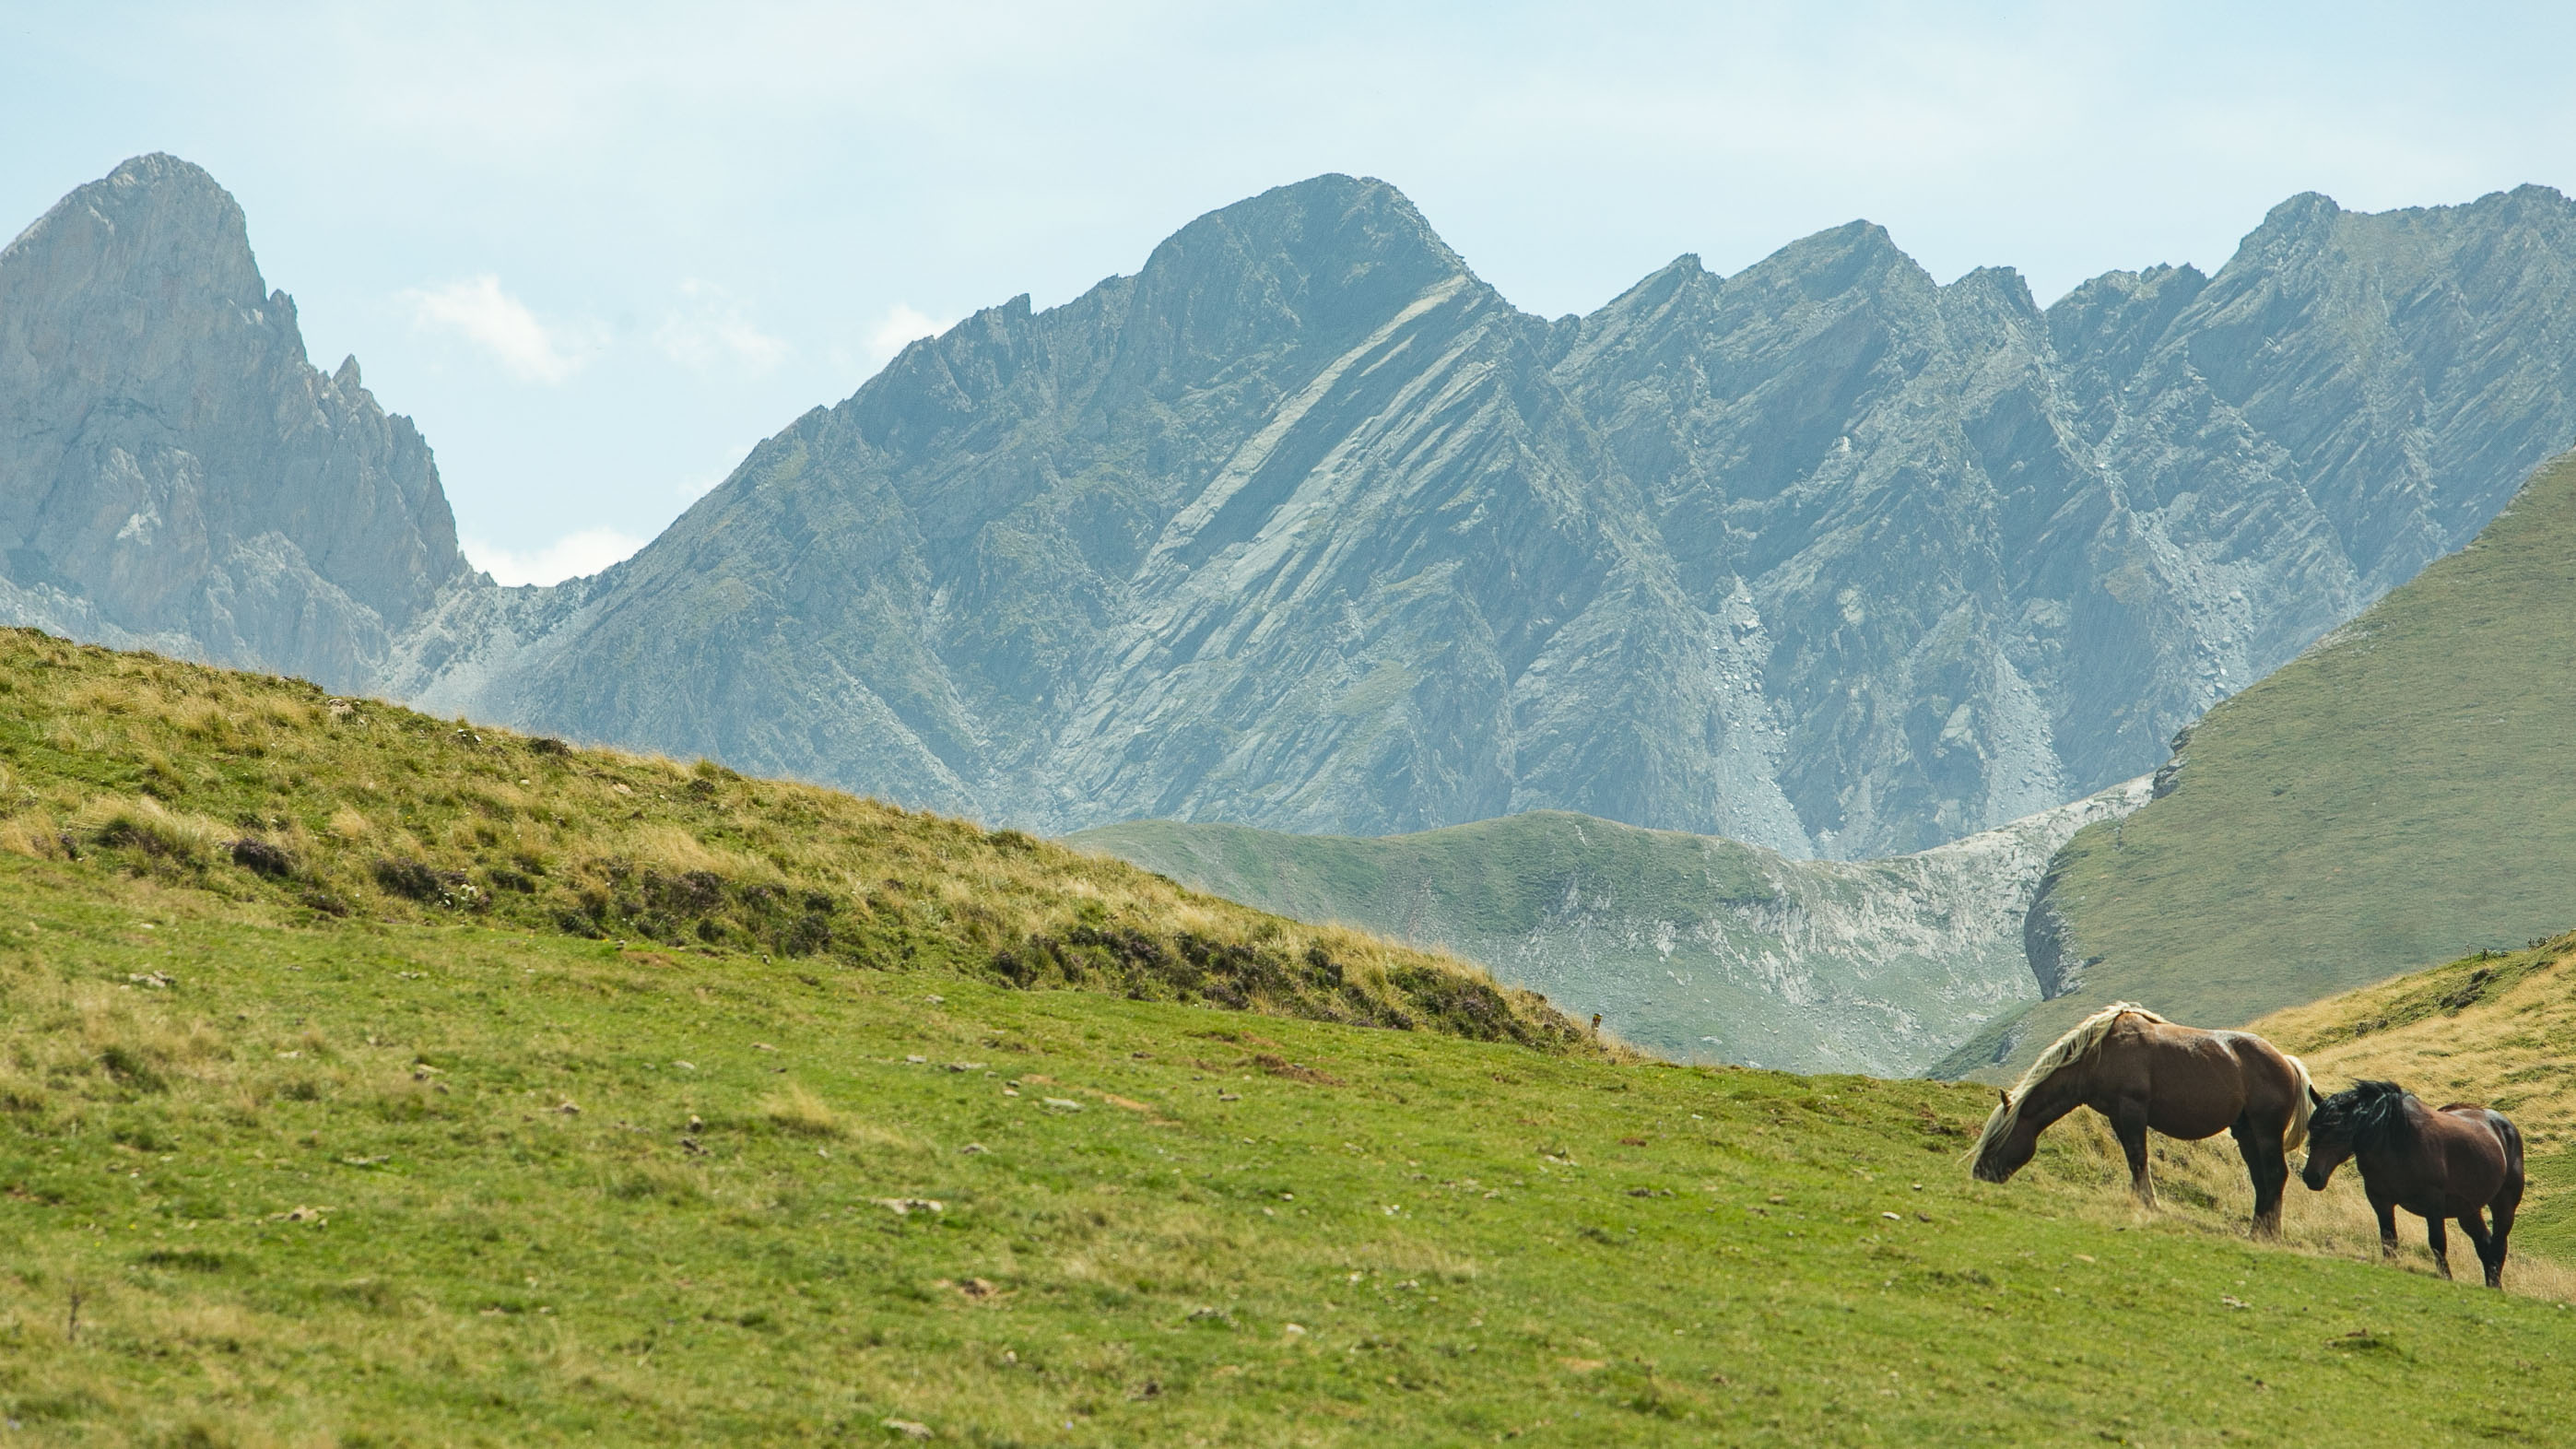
[1997,1090,2010,1109]
[2308,1085,2324,1106]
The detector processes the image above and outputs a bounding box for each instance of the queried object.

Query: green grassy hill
[8,633,2576,1443]
[1071,784,2141,1078]
[1954,449,2576,1075]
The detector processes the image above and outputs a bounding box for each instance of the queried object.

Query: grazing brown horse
[2300,1080,2524,1288]
[1970,1003,2313,1237]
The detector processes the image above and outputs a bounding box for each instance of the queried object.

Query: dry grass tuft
[762,1083,845,1138]
[75,795,227,862]
[1372,1237,1480,1283]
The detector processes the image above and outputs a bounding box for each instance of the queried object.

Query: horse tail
[2283,1052,2314,1154]
[2491,1110,2524,1178]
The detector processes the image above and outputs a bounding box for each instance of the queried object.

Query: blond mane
[1970,1001,2167,1166]
[2283,1052,2313,1153]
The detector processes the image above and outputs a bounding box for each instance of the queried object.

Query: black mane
[2328,1079,2416,1153]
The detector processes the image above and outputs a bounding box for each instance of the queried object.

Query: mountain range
[16,156,2576,865]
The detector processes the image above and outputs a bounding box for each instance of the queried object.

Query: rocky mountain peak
[10,153,261,304]
[1727,218,1926,308]
[0,154,468,690]
[1116,173,1477,375]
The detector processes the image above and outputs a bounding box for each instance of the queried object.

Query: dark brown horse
[1970,1002,2313,1237]
[2300,1079,2524,1288]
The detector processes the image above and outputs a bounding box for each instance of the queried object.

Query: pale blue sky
[7,2,2574,583]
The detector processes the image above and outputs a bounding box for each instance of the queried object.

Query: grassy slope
[6,637,2576,1442]
[1999,449,2576,1068]
[8,863,2576,1444]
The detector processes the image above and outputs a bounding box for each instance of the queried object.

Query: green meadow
[3,630,2575,1443]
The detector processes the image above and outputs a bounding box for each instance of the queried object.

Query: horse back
[2431,1103,2520,1202]
[2441,1103,2523,1179]
[2113,1021,2297,1138]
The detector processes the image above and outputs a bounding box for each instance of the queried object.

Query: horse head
[2301,1079,2408,1190]
[1970,1088,2038,1183]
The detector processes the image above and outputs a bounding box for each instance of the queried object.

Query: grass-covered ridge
[0,628,1580,1049]
[1987,447,2576,1069]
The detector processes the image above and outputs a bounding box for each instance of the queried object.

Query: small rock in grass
[905,1054,928,1065]
[873,1197,945,1216]
[959,1143,990,1155]
[1881,1211,1900,1220]
[1041,1098,1082,1111]
[943,1062,984,1073]
[556,1101,580,1115]
[880,1419,933,1440]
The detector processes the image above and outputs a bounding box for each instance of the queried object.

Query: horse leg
[2371,1196,2400,1260]
[2231,1119,2286,1239]
[2492,1153,2524,1290]
[2458,1210,2500,1290]
[2426,1215,2452,1280]
[2112,1099,2156,1209]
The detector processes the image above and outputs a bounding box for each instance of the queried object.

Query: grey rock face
[0,155,470,691]
[11,159,2576,863]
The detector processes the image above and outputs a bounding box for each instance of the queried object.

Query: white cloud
[655,279,790,376]
[869,303,954,361]
[406,275,594,384]
[463,527,648,586]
